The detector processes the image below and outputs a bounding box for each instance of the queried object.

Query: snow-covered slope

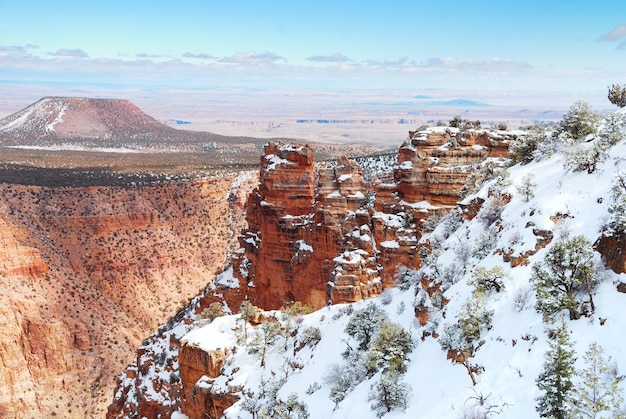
[119,107,626,418]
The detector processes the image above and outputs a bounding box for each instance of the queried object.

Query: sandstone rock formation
[108,127,516,418]
[0,172,256,418]
[235,129,512,310]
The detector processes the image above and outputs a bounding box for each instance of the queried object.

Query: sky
[1,0,625,96]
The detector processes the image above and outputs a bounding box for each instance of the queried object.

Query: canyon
[0,172,256,418]
[107,125,517,418]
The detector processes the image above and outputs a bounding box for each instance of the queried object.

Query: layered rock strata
[0,172,255,418]
[235,129,512,310]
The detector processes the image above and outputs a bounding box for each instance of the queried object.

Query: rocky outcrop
[0,172,256,418]
[235,129,513,310]
[595,232,626,274]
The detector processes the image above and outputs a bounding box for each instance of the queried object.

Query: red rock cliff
[0,172,255,418]
[235,130,511,310]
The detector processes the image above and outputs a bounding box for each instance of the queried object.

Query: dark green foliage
[608,83,626,108]
[556,101,599,141]
[367,319,414,375]
[536,323,576,419]
[532,235,596,321]
[509,126,546,164]
[344,302,387,350]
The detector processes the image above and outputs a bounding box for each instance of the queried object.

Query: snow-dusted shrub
[441,209,464,239]
[556,100,599,141]
[605,172,626,236]
[367,319,414,375]
[509,126,546,165]
[513,286,534,312]
[468,266,508,295]
[438,263,463,292]
[472,225,499,259]
[516,173,537,202]
[298,326,321,348]
[454,242,473,267]
[564,142,608,174]
[379,289,393,305]
[396,301,405,315]
[532,235,596,321]
[608,83,626,108]
[324,352,368,407]
[345,302,387,350]
[477,193,506,226]
[368,371,411,417]
[195,301,226,326]
[271,393,310,419]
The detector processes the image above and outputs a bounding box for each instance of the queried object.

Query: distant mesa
[426,99,491,107]
[0,96,226,150]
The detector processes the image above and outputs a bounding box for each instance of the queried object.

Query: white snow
[123,110,626,418]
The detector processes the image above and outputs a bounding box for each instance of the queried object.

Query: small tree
[272,393,310,419]
[196,302,226,325]
[608,83,626,108]
[368,371,411,417]
[606,172,626,236]
[367,319,414,375]
[345,302,387,350]
[239,300,260,340]
[570,342,625,419]
[517,173,537,202]
[557,101,599,141]
[536,322,576,419]
[510,126,546,164]
[249,319,282,367]
[532,235,596,321]
[468,266,508,295]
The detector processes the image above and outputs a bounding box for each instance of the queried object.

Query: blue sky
[1,0,625,95]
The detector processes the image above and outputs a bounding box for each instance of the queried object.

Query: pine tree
[344,302,387,350]
[608,83,626,108]
[532,235,596,321]
[368,371,411,417]
[367,319,414,375]
[569,342,625,419]
[536,322,576,418]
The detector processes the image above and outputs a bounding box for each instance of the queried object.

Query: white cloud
[219,51,284,64]
[183,52,217,59]
[599,24,626,41]
[306,53,352,63]
[49,48,89,58]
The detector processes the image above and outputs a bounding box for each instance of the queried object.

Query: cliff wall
[0,172,255,418]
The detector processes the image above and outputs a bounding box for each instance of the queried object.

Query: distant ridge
[426,99,491,107]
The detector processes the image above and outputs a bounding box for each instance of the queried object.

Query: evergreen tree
[536,322,576,419]
[367,319,414,374]
[517,173,537,202]
[344,302,387,350]
[239,300,260,340]
[608,83,626,108]
[532,235,596,321]
[557,101,599,141]
[249,319,282,367]
[368,371,411,417]
[570,342,625,419]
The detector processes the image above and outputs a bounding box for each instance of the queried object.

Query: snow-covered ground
[135,107,626,418]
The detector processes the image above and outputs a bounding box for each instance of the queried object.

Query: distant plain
[0,83,613,149]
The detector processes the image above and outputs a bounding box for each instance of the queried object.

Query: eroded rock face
[235,130,512,310]
[596,233,626,275]
[0,172,256,418]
